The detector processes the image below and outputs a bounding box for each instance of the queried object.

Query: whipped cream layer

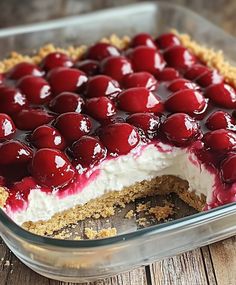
[5,142,216,225]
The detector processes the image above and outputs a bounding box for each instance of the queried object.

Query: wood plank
[200,247,217,285]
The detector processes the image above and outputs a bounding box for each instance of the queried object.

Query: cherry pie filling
[0,32,236,226]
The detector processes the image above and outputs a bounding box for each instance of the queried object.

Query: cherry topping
[126,113,160,138]
[48,67,88,95]
[0,140,33,165]
[85,97,116,120]
[85,42,120,61]
[155,33,181,50]
[165,89,207,115]
[163,46,196,71]
[101,56,133,82]
[40,52,73,72]
[54,112,92,143]
[31,148,75,188]
[0,86,27,115]
[196,69,223,87]
[31,125,66,150]
[71,135,106,167]
[206,111,236,131]
[118,87,163,113]
[49,92,84,114]
[85,75,121,99]
[184,64,210,80]
[75,59,99,76]
[131,33,156,48]
[14,108,54,131]
[17,75,52,104]
[7,62,43,80]
[99,123,140,155]
[162,113,200,146]
[155,68,180,81]
[128,46,165,74]
[123,72,158,91]
[205,83,236,109]
[203,129,236,152]
[167,78,200,92]
[0,113,16,139]
[221,154,236,183]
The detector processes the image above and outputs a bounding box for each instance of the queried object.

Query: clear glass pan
[0,2,236,282]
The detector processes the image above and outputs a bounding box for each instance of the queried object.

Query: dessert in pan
[0,31,236,236]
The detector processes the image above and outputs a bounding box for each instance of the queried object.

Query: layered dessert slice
[0,32,236,236]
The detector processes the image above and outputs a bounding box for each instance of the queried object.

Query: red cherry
[221,154,236,183]
[40,52,73,72]
[131,33,156,48]
[165,89,207,115]
[155,33,181,50]
[85,97,116,120]
[0,140,33,165]
[0,113,16,139]
[162,113,199,146]
[49,92,84,114]
[101,56,133,82]
[203,129,236,152]
[167,78,200,92]
[118,87,163,113]
[48,67,88,95]
[85,75,121,99]
[7,62,43,80]
[13,108,54,131]
[54,112,92,143]
[184,64,210,80]
[31,148,75,188]
[129,46,165,74]
[123,72,158,91]
[206,111,236,131]
[17,75,52,104]
[155,68,180,81]
[0,86,27,115]
[196,69,223,87]
[71,136,106,167]
[99,123,140,155]
[75,59,99,76]
[31,125,66,150]
[126,113,160,138]
[85,42,120,61]
[163,46,196,71]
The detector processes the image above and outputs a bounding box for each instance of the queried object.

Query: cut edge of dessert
[0,30,235,237]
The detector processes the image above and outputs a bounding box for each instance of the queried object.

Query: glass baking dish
[0,1,236,282]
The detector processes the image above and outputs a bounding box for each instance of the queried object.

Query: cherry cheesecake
[0,32,236,236]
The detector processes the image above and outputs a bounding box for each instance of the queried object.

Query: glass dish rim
[0,1,236,248]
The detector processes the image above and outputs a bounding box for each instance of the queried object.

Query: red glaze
[17,75,52,104]
[54,112,92,143]
[155,33,181,50]
[85,42,120,61]
[99,123,140,155]
[131,33,156,48]
[85,97,116,120]
[162,113,200,146]
[85,75,121,99]
[31,125,66,150]
[7,62,43,80]
[196,69,223,87]
[48,67,88,95]
[155,68,180,81]
[165,89,207,115]
[184,64,210,80]
[205,111,236,131]
[31,148,75,188]
[221,154,236,183]
[128,46,165,74]
[75,60,99,76]
[40,52,73,72]
[71,135,106,167]
[0,113,16,139]
[167,78,200,92]
[205,83,236,109]
[101,56,133,82]
[0,86,27,115]
[163,46,196,71]
[49,92,84,114]
[123,72,158,91]
[118,87,163,113]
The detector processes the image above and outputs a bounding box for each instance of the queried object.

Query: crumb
[92,213,100,219]
[73,236,81,240]
[136,202,150,213]
[125,210,135,219]
[137,217,148,227]
[4,260,10,266]
[53,229,72,239]
[84,228,97,239]
[0,187,8,207]
[84,227,117,239]
[149,205,174,221]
